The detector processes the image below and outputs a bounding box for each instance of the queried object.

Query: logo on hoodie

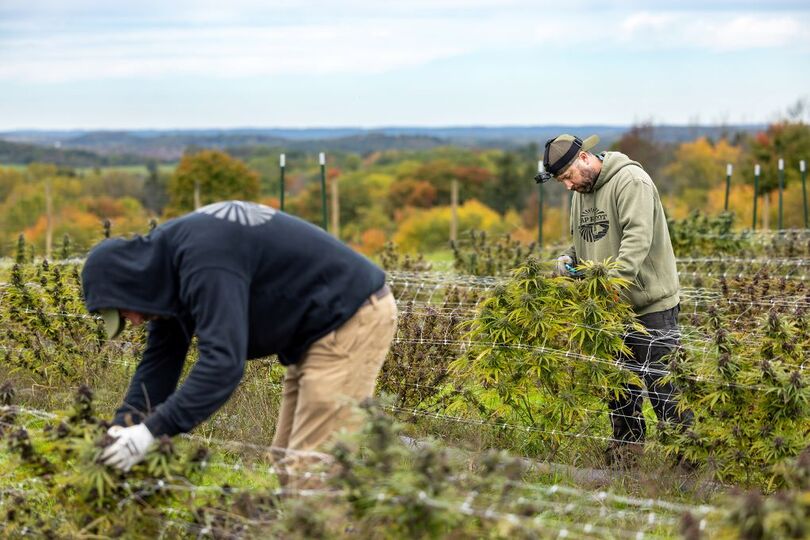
[196,201,276,226]
[579,208,609,242]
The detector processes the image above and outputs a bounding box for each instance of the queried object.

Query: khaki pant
[271,290,397,487]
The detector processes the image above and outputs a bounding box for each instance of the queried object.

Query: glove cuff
[133,423,156,448]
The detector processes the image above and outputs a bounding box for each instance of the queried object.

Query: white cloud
[619,11,809,51]
[0,5,808,84]
[0,15,566,83]
[691,15,803,51]
[621,12,679,33]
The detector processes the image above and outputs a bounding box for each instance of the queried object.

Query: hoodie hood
[81,232,181,318]
[594,151,643,191]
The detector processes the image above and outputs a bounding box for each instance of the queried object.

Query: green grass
[424,248,454,266]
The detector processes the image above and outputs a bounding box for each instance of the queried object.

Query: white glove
[554,255,574,276]
[101,423,155,472]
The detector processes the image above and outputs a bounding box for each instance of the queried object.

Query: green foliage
[667,210,750,256]
[451,229,536,276]
[483,149,535,215]
[336,171,395,242]
[447,257,641,457]
[142,160,169,215]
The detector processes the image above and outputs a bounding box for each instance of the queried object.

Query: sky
[0,0,808,130]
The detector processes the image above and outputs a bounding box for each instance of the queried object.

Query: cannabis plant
[447,257,641,458]
[664,307,810,488]
[451,230,536,277]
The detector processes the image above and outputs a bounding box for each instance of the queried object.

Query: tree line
[0,113,808,259]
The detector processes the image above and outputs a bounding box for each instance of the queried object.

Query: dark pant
[609,304,693,444]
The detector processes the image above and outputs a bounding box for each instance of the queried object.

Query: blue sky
[0,0,808,129]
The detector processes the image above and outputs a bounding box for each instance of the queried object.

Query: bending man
[82,200,397,480]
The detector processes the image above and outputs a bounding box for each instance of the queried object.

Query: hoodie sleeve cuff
[113,410,145,427]
[144,411,179,438]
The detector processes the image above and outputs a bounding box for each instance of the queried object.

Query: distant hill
[0,139,145,167]
[0,125,765,165]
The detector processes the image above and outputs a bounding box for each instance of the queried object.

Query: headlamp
[534,170,553,184]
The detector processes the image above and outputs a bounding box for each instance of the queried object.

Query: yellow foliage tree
[663,137,741,210]
[393,199,508,253]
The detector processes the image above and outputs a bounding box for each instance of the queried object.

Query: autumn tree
[610,123,674,194]
[663,137,741,209]
[483,150,534,215]
[0,163,152,257]
[334,172,395,243]
[744,121,810,194]
[387,179,437,212]
[394,159,492,208]
[166,150,260,215]
[393,199,508,252]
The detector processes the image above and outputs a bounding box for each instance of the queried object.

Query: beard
[573,164,599,193]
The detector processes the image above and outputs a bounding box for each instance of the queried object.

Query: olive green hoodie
[563,151,679,315]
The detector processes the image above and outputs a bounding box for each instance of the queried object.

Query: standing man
[537,135,692,467]
[82,200,397,480]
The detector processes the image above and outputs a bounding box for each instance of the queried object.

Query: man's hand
[101,423,155,472]
[554,255,574,276]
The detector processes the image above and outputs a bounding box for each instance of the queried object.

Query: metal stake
[778,158,784,230]
[319,152,328,231]
[753,164,760,230]
[279,153,286,212]
[724,163,733,212]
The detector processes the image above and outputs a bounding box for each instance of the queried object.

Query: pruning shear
[564,263,583,278]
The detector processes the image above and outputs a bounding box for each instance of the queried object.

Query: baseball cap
[99,308,125,340]
[535,134,600,183]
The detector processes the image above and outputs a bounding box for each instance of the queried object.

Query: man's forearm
[114,319,189,425]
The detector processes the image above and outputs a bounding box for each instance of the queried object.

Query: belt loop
[363,284,390,309]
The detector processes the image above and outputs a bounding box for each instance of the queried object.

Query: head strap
[544,136,583,175]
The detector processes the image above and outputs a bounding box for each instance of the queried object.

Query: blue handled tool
[564,263,582,276]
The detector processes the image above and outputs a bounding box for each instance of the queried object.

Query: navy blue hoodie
[81,201,385,437]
